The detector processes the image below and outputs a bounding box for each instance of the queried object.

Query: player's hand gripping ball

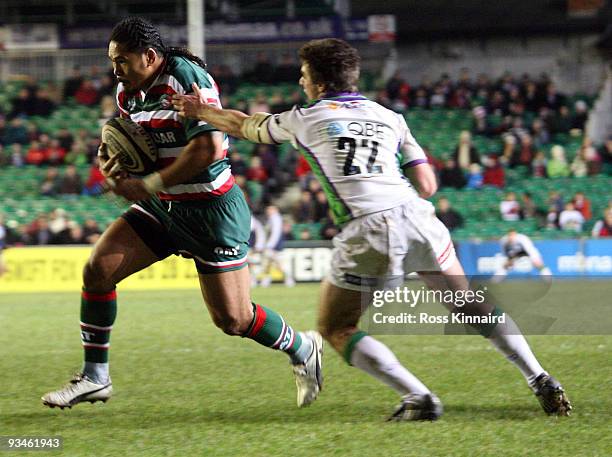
[100,118,158,176]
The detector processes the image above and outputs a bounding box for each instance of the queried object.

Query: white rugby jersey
[500,233,541,259]
[267,93,428,224]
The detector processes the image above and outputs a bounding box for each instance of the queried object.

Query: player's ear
[145,48,158,66]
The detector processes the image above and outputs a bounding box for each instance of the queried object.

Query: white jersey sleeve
[267,106,301,147]
[398,115,428,167]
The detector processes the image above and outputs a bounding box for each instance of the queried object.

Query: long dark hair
[109,17,206,68]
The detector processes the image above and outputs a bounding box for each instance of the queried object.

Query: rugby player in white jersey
[172,38,571,419]
[41,17,322,410]
[494,229,552,281]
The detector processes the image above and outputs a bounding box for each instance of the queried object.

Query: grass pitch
[1,283,610,456]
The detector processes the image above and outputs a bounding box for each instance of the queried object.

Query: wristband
[142,172,165,195]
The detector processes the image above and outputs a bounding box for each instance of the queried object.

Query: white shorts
[328,200,456,292]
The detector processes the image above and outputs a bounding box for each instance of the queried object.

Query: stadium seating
[0,78,608,242]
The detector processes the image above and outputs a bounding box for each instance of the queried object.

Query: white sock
[487,315,545,385]
[350,336,430,396]
[83,362,110,384]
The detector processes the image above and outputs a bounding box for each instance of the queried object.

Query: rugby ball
[101,118,158,175]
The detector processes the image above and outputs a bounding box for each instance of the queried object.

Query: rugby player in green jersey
[42,17,322,410]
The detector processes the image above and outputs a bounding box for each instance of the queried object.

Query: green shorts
[122,184,251,274]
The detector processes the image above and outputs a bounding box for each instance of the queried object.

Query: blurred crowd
[0,209,102,247]
[0,64,609,244]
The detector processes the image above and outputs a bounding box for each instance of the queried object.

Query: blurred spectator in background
[9,144,25,167]
[293,191,314,223]
[26,141,47,166]
[471,106,490,136]
[466,163,483,189]
[482,155,505,187]
[499,134,517,168]
[386,70,411,112]
[54,221,87,245]
[570,148,588,178]
[553,105,572,134]
[83,157,106,196]
[429,85,446,108]
[439,158,466,189]
[4,118,29,145]
[411,88,429,109]
[516,134,535,167]
[532,150,548,178]
[63,66,83,99]
[214,65,239,95]
[32,88,56,117]
[530,118,550,148]
[8,88,35,119]
[39,167,61,196]
[48,208,68,235]
[99,95,117,123]
[591,209,612,238]
[248,92,270,115]
[248,52,274,84]
[312,190,329,223]
[523,81,540,112]
[500,192,522,221]
[246,156,268,183]
[436,197,464,231]
[571,100,589,131]
[27,214,53,245]
[275,53,301,83]
[572,192,592,221]
[542,83,565,111]
[75,79,99,106]
[579,137,601,175]
[547,190,565,214]
[252,143,278,184]
[547,145,570,178]
[269,92,288,113]
[598,136,612,171]
[520,192,539,220]
[82,218,102,244]
[559,202,584,232]
[229,150,247,177]
[453,130,480,172]
[64,140,89,166]
[294,155,311,185]
[56,128,74,151]
[46,139,66,166]
[98,74,116,98]
[58,164,83,195]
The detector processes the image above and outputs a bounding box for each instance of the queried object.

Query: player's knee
[82,256,116,291]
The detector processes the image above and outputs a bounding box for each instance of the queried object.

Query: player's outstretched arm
[172,83,278,145]
[172,82,249,139]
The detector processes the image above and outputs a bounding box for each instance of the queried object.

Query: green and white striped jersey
[116,54,233,201]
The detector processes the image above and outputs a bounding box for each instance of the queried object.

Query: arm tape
[240,113,275,144]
